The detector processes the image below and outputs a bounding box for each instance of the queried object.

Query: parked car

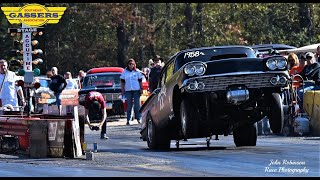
[78,67,125,120]
[139,45,289,150]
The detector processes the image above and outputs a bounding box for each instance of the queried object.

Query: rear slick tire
[233,123,257,147]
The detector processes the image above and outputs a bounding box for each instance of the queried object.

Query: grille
[103,93,121,101]
[189,73,286,92]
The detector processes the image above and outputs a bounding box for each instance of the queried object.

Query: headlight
[277,58,287,69]
[266,57,287,70]
[184,64,196,76]
[184,62,206,76]
[266,59,277,70]
[194,64,206,75]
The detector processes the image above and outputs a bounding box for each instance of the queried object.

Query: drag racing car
[140,45,289,149]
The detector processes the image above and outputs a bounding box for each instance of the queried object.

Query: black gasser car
[140,45,289,149]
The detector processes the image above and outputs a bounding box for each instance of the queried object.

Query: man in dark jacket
[297,52,320,111]
[300,52,320,85]
[49,67,67,114]
[148,55,163,93]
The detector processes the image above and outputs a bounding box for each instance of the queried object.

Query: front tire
[147,116,156,149]
[269,93,284,134]
[147,115,170,150]
[180,99,197,139]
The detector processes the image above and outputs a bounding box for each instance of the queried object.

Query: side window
[165,62,174,83]
[160,70,167,87]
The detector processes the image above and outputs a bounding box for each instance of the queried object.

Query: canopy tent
[278,43,320,54]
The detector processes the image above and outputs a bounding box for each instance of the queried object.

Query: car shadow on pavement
[89,144,227,153]
[167,146,227,152]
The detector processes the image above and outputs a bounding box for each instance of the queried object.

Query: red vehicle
[78,67,125,119]
[78,67,150,119]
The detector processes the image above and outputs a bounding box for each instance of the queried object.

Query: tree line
[0,3,319,75]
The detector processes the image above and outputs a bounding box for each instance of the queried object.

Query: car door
[151,61,175,127]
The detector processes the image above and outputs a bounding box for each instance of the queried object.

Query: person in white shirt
[120,59,143,125]
[64,71,78,90]
[63,71,78,114]
[0,59,26,110]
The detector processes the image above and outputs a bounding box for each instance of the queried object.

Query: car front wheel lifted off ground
[147,115,170,150]
[180,99,196,139]
[269,93,284,134]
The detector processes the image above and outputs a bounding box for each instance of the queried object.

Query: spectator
[46,70,53,78]
[297,52,320,112]
[142,67,150,81]
[0,59,26,110]
[148,55,163,93]
[78,70,86,89]
[287,53,299,71]
[300,52,320,82]
[289,53,307,88]
[49,67,67,114]
[64,71,78,90]
[64,71,78,114]
[148,59,155,69]
[120,59,143,125]
[84,91,108,139]
[140,59,154,81]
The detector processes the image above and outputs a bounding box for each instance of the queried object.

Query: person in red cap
[84,91,108,139]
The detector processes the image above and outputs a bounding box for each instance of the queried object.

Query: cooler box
[310,91,320,136]
[303,91,315,116]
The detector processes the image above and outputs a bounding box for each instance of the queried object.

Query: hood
[78,86,121,95]
[198,57,271,75]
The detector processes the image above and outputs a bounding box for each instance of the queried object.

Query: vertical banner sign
[22,25,32,72]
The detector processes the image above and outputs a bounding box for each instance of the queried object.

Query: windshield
[82,73,121,88]
[175,47,256,70]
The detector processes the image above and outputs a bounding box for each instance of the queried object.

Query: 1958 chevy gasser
[140,45,289,149]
